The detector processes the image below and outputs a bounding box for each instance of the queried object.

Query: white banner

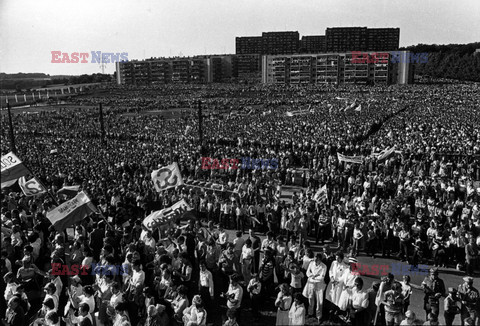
[337,153,364,164]
[47,191,98,231]
[18,176,46,196]
[143,199,192,231]
[313,184,328,203]
[151,162,184,192]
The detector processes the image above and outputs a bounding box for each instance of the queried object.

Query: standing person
[302,253,327,322]
[401,275,412,313]
[247,273,262,319]
[288,293,306,326]
[443,287,461,326]
[375,273,395,326]
[259,249,276,298]
[382,282,405,326]
[198,261,214,324]
[465,236,478,276]
[349,277,369,326]
[222,274,243,319]
[241,239,254,284]
[248,229,261,273]
[232,231,245,274]
[458,276,479,326]
[325,251,348,308]
[275,283,293,326]
[421,268,446,319]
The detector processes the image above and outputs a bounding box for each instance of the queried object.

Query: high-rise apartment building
[300,35,326,53]
[235,37,263,55]
[262,31,300,55]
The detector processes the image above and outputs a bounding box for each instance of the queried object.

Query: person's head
[230,273,240,286]
[177,285,188,297]
[392,282,402,294]
[83,285,95,297]
[44,282,56,295]
[404,310,416,322]
[3,272,14,284]
[403,275,411,284]
[354,277,364,290]
[448,287,458,298]
[315,253,323,264]
[45,311,59,325]
[463,276,474,288]
[43,298,55,311]
[236,231,242,238]
[279,283,291,295]
[192,294,203,308]
[111,282,121,294]
[293,293,303,305]
[335,251,344,262]
[266,231,274,239]
[430,268,439,279]
[147,305,157,317]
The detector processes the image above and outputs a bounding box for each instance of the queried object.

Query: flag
[24,94,27,102]
[143,199,192,231]
[337,153,364,164]
[355,105,362,112]
[57,185,81,198]
[151,162,184,192]
[1,152,30,188]
[18,176,46,196]
[313,184,328,203]
[46,191,98,231]
[286,112,294,117]
[375,146,396,161]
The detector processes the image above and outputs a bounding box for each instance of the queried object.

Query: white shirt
[306,261,327,284]
[351,287,369,309]
[226,284,243,309]
[199,269,214,297]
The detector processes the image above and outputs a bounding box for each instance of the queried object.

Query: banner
[18,176,46,196]
[373,146,396,161]
[57,185,81,198]
[151,162,184,192]
[143,199,192,231]
[1,152,30,188]
[337,153,364,164]
[313,184,328,203]
[47,191,98,231]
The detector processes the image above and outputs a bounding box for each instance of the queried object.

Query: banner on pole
[1,152,30,188]
[151,162,184,192]
[337,153,364,164]
[143,199,192,231]
[46,191,98,231]
[18,176,47,196]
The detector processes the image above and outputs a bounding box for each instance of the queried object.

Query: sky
[1,0,479,76]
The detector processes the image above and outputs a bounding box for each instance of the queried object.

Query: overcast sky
[1,0,479,76]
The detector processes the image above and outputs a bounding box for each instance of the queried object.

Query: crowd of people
[1,82,479,326]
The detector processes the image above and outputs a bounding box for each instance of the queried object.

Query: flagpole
[198,100,203,154]
[7,102,17,154]
[99,103,106,143]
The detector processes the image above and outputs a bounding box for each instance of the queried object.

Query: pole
[99,103,106,142]
[198,100,203,153]
[7,103,17,154]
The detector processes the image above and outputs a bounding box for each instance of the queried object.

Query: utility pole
[198,100,203,153]
[99,103,106,143]
[7,102,17,154]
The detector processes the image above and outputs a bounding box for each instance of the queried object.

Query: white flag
[18,176,47,196]
[313,184,328,203]
[143,199,191,231]
[151,162,184,192]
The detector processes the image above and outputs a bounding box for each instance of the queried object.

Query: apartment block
[235,36,263,55]
[326,27,368,52]
[262,31,299,55]
[300,35,326,53]
[367,28,400,51]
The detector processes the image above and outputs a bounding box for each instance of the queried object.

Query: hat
[448,287,457,293]
[348,257,358,264]
[463,276,474,283]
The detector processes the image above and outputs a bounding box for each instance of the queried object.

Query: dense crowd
[1,82,479,326]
